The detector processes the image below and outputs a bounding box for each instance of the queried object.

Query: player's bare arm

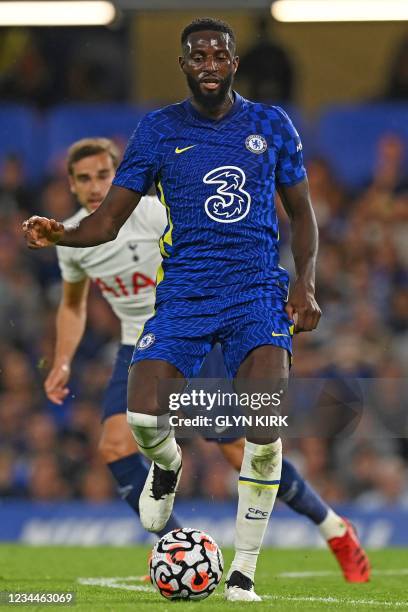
[278,178,321,332]
[23,185,142,249]
[44,278,90,404]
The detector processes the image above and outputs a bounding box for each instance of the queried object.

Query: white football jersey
[56,195,166,345]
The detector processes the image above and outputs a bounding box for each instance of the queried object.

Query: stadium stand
[0,102,407,544]
[1,103,407,188]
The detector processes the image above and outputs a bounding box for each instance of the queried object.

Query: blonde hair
[67,138,120,175]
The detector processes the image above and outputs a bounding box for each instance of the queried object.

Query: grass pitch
[1,545,408,611]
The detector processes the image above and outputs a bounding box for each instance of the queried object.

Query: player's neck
[191,91,234,121]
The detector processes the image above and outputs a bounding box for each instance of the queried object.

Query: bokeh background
[0,3,407,545]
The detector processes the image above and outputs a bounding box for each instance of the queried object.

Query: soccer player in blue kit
[23,18,369,600]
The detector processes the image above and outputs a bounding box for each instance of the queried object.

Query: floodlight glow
[271,0,408,22]
[0,1,116,26]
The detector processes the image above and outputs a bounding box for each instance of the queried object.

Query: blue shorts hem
[130,352,190,379]
[227,338,292,378]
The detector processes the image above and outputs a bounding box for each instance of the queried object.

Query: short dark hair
[181,18,236,52]
[67,138,120,175]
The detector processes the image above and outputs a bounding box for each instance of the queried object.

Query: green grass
[1,545,408,611]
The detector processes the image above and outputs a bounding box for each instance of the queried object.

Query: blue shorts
[131,294,293,378]
[101,344,133,422]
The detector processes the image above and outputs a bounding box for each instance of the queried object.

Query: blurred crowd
[1,25,408,108]
[0,124,407,509]
[0,28,129,108]
[278,131,408,508]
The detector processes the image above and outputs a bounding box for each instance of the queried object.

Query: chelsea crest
[137,333,155,350]
[245,134,267,155]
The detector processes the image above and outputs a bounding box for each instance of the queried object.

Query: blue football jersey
[113,92,306,305]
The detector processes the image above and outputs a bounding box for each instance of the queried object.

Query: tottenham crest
[137,333,155,350]
[245,134,267,154]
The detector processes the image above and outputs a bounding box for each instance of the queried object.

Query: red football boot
[327,518,371,583]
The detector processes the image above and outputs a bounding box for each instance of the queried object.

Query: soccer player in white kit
[44,138,181,536]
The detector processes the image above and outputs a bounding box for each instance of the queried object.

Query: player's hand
[22,215,65,249]
[44,363,71,405]
[285,279,321,333]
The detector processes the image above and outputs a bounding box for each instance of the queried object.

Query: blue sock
[278,458,328,524]
[107,452,181,535]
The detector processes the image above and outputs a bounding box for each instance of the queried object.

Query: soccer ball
[150,528,223,600]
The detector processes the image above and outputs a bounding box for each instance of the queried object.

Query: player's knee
[127,374,159,415]
[127,361,184,416]
[98,434,136,464]
[98,437,119,463]
[127,399,160,416]
[127,375,161,416]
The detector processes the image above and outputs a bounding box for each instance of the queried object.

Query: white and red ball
[150,528,223,600]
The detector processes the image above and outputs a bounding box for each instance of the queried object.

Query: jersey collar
[185,91,243,125]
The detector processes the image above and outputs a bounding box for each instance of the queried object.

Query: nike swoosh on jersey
[175,145,197,154]
[271,331,290,337]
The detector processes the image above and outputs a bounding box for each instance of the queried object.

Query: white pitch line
[278,569,408,578]
[78,577,154,592]
[263,595,408,608]
[81,575,146,581]
[78,575,408,608]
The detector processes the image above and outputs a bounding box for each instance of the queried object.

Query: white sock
[127,411,180,472]
[318,509,347,540]
[229,438,282,582]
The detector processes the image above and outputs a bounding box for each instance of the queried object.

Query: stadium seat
[315,104,408,189]
[0,105,44,181]
[45,104,148,172]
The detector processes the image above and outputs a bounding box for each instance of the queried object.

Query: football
[149,528,224,600]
